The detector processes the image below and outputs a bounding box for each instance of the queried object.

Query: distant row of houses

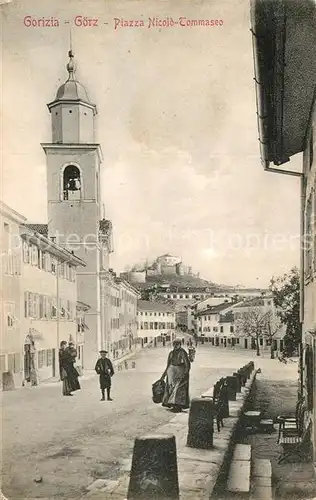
[175,294,286,353]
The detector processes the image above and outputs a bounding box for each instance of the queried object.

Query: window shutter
[51,258,56,274]
[28,292,33,318]
[24,292,28,318]
[23,242,29,263]
[59,262,64,278]
[47,297,52,319]
[39,295,44,319]
[31,246,36,265]
[41,252,46,270]
[38,249,42,269]
[14,250,21,275]
[46,253,51,271]
[33,294,39,319]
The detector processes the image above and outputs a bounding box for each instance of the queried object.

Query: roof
[26,224,48,236]
[250,0,316,167]
[235,297,271,308]
[196,302,234,317]
[56,79,90,103]
[137,300,175,313]
[47,52,95,110]
[21,225,86,267]
[114,277,141,297]
[0,201,27,224]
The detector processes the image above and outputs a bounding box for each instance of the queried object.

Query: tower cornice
[41,143,103,163]
[47,99,97,114]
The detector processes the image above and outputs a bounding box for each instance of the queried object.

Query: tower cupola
[48,50,97,144]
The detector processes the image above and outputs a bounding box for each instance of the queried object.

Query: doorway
[23,335,37,386]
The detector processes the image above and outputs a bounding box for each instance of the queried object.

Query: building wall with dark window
[302,102,316,462]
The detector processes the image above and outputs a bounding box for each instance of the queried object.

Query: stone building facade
[251,0,316,464]
[1,201,85,386]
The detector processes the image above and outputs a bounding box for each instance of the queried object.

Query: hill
[129,273,234,291]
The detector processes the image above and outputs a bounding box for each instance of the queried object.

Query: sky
[1,0,302,287]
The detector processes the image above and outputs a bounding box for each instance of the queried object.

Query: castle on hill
[121,254,201,284]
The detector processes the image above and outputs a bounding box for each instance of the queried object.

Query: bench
[202,377,229,432]
[277,396,313,463]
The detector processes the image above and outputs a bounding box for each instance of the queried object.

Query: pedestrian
[59,341,80,396]
[95,350,114,401]
[160,338,191,413]
[67,341,81,387]
[67,341,77,358]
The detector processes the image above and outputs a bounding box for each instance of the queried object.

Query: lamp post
[56,258,60,378]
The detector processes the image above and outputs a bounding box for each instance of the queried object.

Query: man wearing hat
[95,350,114,401]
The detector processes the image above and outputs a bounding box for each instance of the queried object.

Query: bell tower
[41,50,105,369]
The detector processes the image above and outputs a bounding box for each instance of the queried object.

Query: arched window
[63,165,81,201]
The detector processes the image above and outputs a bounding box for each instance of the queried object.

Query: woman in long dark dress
[161,338,191,412]
[59,341,80,396]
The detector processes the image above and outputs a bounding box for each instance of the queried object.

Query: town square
[1,0,316,499]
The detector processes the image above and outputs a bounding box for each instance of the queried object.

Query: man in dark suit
[95,350,114,401]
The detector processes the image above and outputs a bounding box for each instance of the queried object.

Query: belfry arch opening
[63,165,82,200]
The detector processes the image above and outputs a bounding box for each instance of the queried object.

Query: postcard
[1,0,316,499]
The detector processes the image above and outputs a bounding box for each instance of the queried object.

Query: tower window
[69,110,72,113]
[63,165,81,201]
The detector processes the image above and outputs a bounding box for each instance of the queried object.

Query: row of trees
[235,267,300,358]
[235,307,283,358]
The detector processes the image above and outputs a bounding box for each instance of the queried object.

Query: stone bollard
[186,398,215,449]
[2,372,15,391]
[221,382,230,418]
[127,434,179,499]
[226,375,238,401]
[238,369,246,386]
[233,372,242,393]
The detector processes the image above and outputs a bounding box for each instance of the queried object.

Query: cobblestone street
[2,346,262,500]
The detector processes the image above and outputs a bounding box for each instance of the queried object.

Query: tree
[235,306,270,356]
[264,311,284,359]
[269,267,300,356]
